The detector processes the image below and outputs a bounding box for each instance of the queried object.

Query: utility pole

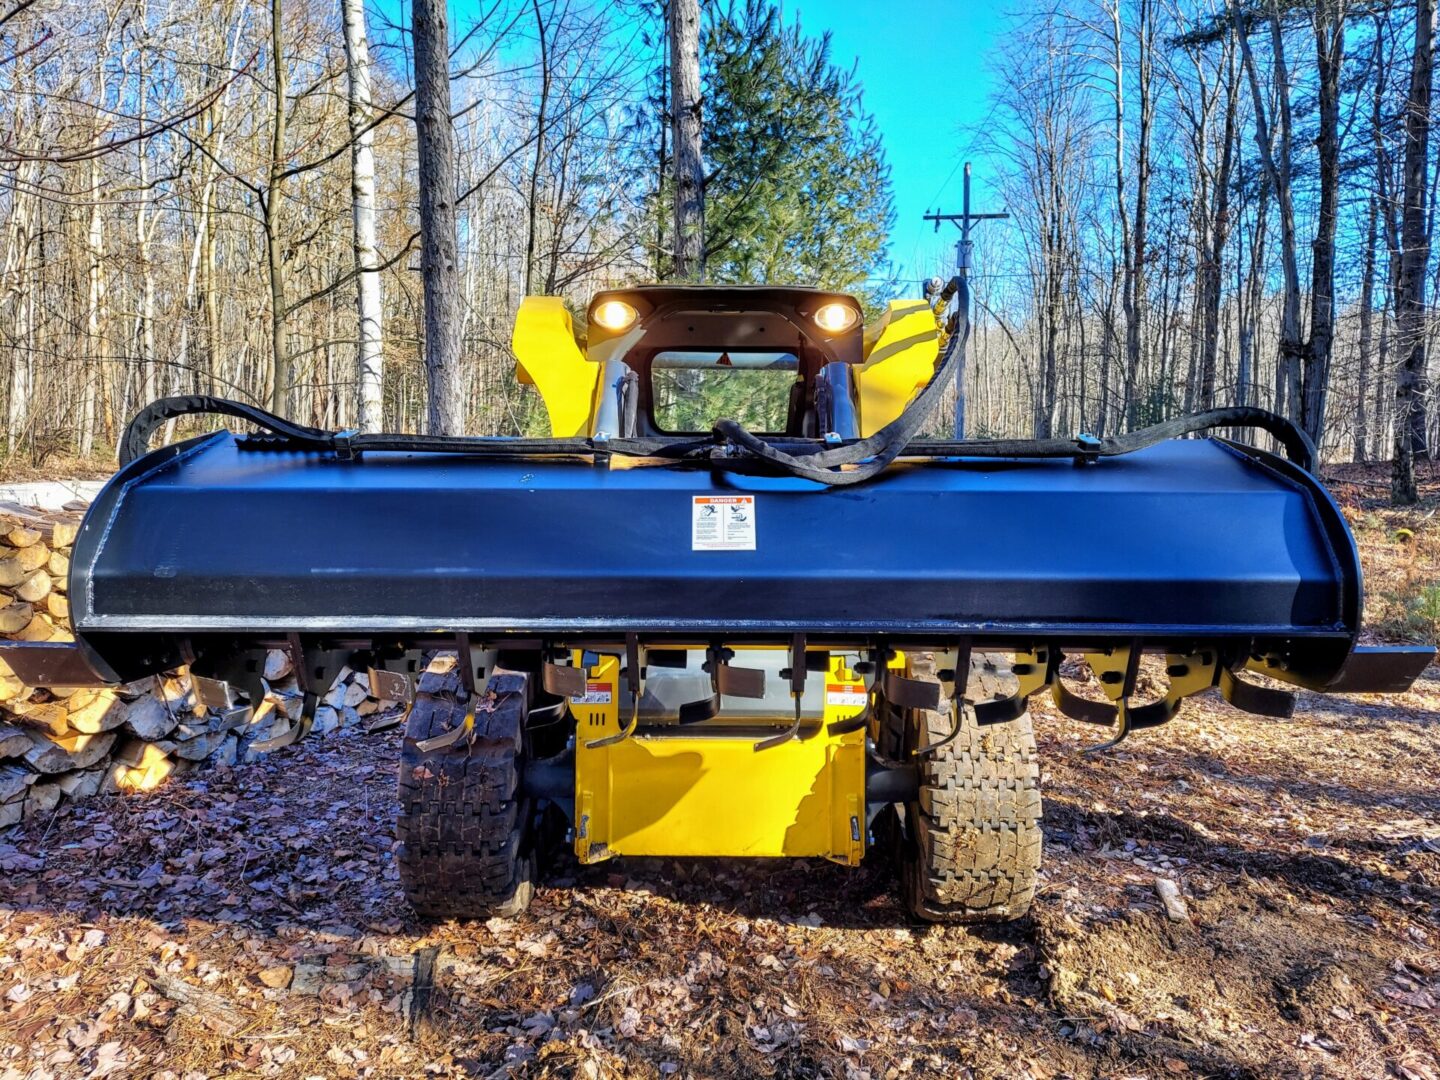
[923,163,1009,438]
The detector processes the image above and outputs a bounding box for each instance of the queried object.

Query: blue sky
[793,0,1010,289]
[424,0,1015,290]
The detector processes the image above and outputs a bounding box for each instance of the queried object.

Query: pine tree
[701,1,894,292]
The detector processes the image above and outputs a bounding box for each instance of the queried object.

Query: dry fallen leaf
[257,965,293,989]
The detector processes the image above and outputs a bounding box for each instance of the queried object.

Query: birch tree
[342,0,384,432]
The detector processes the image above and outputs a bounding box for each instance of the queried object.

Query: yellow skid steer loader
[1,281,1429,922]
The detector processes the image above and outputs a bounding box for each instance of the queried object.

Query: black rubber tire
[396,669,536,919]
[897,653,1043,923]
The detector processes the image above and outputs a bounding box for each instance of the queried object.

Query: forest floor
[0,462,1439,1079]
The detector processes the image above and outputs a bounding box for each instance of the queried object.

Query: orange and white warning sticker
[825,684,867,708]
[691,495,756,551]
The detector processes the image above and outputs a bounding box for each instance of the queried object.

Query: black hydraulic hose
[119,277,1317,479]
[707,277,1315,481]
[711,296,968,486]
[119,395,335,465]
[913,406,1317,472]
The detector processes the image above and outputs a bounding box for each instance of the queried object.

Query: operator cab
[584,285,865,439]
[511,283,944,440]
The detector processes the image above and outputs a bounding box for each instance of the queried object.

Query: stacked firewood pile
[0,503,394,829]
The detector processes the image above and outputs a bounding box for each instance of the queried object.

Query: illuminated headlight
[812,302,859,333]
[591,299,638,332]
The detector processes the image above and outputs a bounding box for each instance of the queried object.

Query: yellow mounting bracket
[855,299,942,436]
[512,296,600,436]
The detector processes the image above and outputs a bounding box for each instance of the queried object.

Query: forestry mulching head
[3,280,1429,922]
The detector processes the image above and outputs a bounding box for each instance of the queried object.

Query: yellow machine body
[570,651,872,865]
[515,292,942,440]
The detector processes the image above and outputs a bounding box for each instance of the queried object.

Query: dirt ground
[1,463,1439,1080]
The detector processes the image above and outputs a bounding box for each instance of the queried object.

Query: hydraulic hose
[118,277,1317,479]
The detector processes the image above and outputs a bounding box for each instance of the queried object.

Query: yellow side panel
[572,654,868,865]
[855,300,941,437]
[511,296,599,436]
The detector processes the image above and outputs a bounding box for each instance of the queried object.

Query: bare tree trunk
[266,0,289,414]
[1300,0,1344,446]
[1122,0,1153,430]
[1199,44,1239,410]
[1356,194,1378,462]
[83,146,108,457]
[524,0,550,296]
[343,0,384,432]
[1232,0,1303,422]
[135,37,157,408]
[4,162,35,455]
[669,0,703,279]
[414,0,465,434]
[1393,0,1434,504]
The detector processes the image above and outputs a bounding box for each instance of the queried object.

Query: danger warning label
[571,682,613,705]
[691,495,756,551]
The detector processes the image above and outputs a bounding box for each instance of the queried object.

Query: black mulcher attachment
[2,277,1428,925]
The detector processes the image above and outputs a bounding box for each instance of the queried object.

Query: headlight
[591,299,638,332]
[812,302,859,333]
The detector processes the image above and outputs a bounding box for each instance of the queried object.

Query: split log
[8,699,70,736]
[123,696,179,741]
[212,735,239,767]
[15,569,51,603]
[48,550,68,578]
[172,728,229,761]
[16,542,48,573]
[5,525,42,548]
[67,690,128,734]
[16,613,56,642]
[56,768,105,800]
[47,522,79,548]
[0,555,26,588]
[157,677,195,708]
[0,675,24,703]
[111,742,173,791]
[23,730,117,773]
[23,781,60,819]
[312,705,340,736]
[0,763,35,801]
[115,677,157,701]
[0,723,31,757]
[0,601,31,633]
[0,800,21,828]
[263,650,292,681]
[46,593,68,622]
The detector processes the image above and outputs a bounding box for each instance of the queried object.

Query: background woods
[0,0,1437,499]
[0,0,893,451]
[968,0,1439,504]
